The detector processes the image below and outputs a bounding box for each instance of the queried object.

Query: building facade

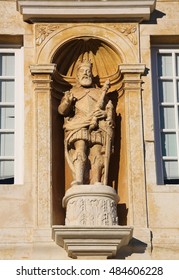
[0,0,179,259]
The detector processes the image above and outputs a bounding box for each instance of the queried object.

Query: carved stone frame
[30,23,150,246]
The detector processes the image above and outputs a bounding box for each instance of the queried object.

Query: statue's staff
[103,100,114,185]
[89,79,110,131]
[88,78,114,185]
[98,79,110,109]
[96,79,114,185]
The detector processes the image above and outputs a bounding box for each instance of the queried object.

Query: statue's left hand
[102,79,110,94]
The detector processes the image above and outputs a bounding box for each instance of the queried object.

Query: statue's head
[76,59,92,87]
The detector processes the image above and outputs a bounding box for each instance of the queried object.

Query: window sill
[148,184,179,193]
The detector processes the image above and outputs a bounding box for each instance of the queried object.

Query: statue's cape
[64,116,92,131]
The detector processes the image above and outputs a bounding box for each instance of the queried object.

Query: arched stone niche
[36,23,138,65]
[51,36,128,225]
[52,37,122,91]
[32,23,145,227]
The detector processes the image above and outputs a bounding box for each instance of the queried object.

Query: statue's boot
[73,151,87,185]
[90,155,104,184]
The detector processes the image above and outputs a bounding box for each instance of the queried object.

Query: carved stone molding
[35,23,138,47]
[52,226,133,259]
[35,23,139,69]
[119,64,146,91]
[17,1,156,23]
[30,64,57,75]
[111,24,138,45]
[119,64,146,74]
[36,25,60,46]
[30,64,57,91]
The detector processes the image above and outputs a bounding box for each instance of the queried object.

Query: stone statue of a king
[58,59,114,186]
[54,60,132,254]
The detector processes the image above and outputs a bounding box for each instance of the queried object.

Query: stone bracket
[52,226,133,259]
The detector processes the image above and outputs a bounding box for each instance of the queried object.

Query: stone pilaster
[119,64,148,234]
[30,64,56,232]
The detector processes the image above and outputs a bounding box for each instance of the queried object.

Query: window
[152,47,179,185]
[0,48,24,184]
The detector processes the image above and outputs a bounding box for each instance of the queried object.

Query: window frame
[0,47,24,184]
[152,46,179,185]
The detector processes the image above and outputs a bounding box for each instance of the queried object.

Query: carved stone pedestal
[52,184,133,259]
[63,184,119,226]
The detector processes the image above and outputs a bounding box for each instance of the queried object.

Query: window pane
[163,160,179,179]
[176,54,179,76]
[159,80,174,102]
[177,80,179,102]
[160,106,175,129]
[0,53,15,76]
[0,80,14,102]
[0,133,14,156]
[161,133,177,156]
[0,107,15,129]
[158,53,173,76]
[0,160,14,179]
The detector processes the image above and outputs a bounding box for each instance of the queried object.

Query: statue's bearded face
[77,66,92,87]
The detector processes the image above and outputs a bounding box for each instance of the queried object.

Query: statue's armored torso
[73,87,101,114]
[63,86,107,147]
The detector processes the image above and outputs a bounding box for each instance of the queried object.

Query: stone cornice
[119,64,146,74]
[17,1,156,23]
[30,64,57,74]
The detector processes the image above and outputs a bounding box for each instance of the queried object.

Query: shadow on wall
[143,9,166,24]
[109,238,147,260]
[117,203,128,225]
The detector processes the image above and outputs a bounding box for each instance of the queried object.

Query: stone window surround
[17,0,156,22]
[0,47,24,185]
[152,46,179,185]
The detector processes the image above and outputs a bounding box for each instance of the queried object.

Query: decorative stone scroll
[35,23,138,47]
[36,25,59,46]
